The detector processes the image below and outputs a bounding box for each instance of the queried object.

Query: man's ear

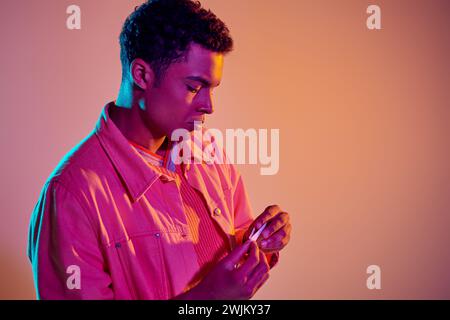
[130,58,155,90]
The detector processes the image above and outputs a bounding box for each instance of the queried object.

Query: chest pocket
[114,230,173,300]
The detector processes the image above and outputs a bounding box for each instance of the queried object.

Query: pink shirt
[28,102,278,300]
[130,143,231,286]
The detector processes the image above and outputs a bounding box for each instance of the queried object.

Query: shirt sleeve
[28,180,114,300]
[229,165,280,269]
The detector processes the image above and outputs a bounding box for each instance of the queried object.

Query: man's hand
[178,240,270,300]
[244,205,291,253]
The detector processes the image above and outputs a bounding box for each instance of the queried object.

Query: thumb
[224,240,254,270]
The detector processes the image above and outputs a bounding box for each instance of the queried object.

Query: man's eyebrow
[185,76,220,87]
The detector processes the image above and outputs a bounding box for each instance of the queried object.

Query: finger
[254,273,270,293]
[261,223,292,251]
[224,240,252,270]
[248,249,269,280]
[236,241,260,275]
[243,272,270,300]
[254,205,282,230]
[245,252,270,293]
[260,212,290,240]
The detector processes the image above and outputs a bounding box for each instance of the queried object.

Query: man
[28,0,291,300]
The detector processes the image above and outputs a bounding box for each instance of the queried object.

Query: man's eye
[187,85,200,94]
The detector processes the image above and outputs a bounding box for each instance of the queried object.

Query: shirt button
[155,233,160,238]
[213,208,221,216]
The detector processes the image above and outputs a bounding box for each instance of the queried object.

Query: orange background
[1,0,449,299]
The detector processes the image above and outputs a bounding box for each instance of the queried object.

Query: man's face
[140,43,224,137]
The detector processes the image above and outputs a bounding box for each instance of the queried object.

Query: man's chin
[186,122,204,132]
[169,124,195,138]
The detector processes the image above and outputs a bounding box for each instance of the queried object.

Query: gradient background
[1,0,449,299]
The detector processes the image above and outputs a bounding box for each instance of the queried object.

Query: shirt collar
[94,102,162,203]
[129,141,165,167]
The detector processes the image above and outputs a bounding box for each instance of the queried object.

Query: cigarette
[249,222,268,242]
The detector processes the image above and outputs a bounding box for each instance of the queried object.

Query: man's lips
[188,119,205,124]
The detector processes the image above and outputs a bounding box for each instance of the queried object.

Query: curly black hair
[119,0,234,83]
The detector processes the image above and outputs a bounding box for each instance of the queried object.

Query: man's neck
[109,101,167,155]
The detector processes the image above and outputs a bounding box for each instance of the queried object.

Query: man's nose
[198,90,214,115]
